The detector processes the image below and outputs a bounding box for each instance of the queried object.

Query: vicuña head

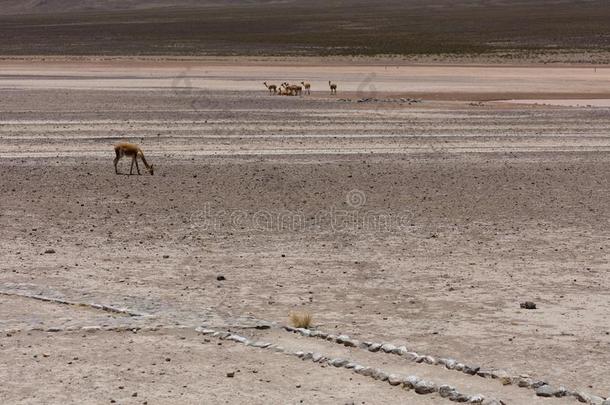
[114,142,154,175]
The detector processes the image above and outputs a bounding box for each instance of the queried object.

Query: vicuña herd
[113,80,339,175]
[263,81,337,96]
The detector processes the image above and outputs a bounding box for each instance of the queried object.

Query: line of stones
[195,326,501,405]
[0,290,148,317]
[283,326,609,405]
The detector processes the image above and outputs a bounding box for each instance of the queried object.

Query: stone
[477,369,494,378]
[443,358,457,369]
[516,377,534,388]
[555,387,568,397]
[312,353,324,362]
[344,362,357,369]
[536,385,560,397]
[254,322,271,330]
[455,363,465,371]
[301,352,313,361]
[422,355,436,365]
[531,380,547,389]
[226,335,248,344]
[380,343,397,353]
[520,301,536,309]
[439,385,457,398]
[449,392,470,402]
[368,343,382,352]
[414,380,436,395]
[574,391,591,403]
[226,371,235,378]
[44,249,56,254]
[403,352,419,361]
[356,367,374,377]
[392,346,408,355]
[353,365,365,373]
[463,365,481,375]
[216,275,226,281]
[330,358,349,368]
[249,341,271,349]
[468,395,485,404]
[336,335,350,343]
[372,369,389,381]
[387,374,402,386]
[403,375,421,389]
[589,396,605,405]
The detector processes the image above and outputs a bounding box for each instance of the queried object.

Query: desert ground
[0,59,609,404]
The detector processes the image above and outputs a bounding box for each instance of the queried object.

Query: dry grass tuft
[289,311,313,329]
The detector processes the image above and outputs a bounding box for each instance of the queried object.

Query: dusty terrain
[0,0,609,60]
[0,60,609,404]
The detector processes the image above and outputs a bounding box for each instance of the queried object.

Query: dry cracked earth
[0,61,609,404]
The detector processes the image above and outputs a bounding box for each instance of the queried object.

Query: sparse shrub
[289,311,313,329]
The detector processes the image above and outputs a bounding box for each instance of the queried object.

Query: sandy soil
[1,60,609,404]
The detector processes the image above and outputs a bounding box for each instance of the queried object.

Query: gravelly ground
[0,61,609,404]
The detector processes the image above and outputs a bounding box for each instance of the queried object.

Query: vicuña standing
[301,81,311,95]
[329,81,337,95]
[114,142,154,175]
[263,81,277,94]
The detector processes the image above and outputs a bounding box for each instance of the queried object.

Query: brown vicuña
[114,142,154,175]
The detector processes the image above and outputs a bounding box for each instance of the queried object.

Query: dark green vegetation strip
[0,0,608,56]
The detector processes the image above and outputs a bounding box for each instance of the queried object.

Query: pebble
[216,275,226,281]
[226,372,235,378]
[44,249,56,254]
